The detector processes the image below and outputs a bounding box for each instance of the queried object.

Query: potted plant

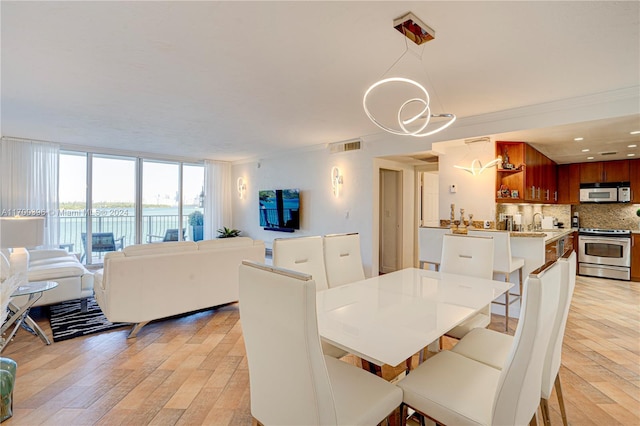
[188,211,204,242]
[217,226,241,238]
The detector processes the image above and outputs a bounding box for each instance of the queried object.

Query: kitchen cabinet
[496,141,557,203]
[557,163,580,204]
[632,234,640,282]
[579,160,630,183]
[630,159,640,203]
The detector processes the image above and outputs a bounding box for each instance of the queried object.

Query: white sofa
[10,249,95,307]
[94,237,265,337]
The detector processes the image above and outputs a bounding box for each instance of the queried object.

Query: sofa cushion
[28,261,87,281]
[197,237,254,250]
[123,241,197,257]
[30,255,78,267]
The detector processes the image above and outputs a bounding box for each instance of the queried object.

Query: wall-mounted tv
[259,189,300,232]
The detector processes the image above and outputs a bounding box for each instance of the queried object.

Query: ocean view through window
[59,151,205,264]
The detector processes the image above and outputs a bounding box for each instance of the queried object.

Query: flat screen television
[259,188,300,232]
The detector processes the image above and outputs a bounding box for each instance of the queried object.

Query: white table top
[316,268,513,367]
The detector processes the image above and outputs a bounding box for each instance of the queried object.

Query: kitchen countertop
[420,226,576,243]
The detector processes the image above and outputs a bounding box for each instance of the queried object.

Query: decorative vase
[0,357,17,421]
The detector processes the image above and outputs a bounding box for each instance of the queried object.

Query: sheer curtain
[203,160,232,240]
[0,137,59,248]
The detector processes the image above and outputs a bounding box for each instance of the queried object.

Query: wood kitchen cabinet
[632,234,640,282]
[557,163,580,204]
[496,141,557,203]
[630,158,640,203]
[580,160,630,183]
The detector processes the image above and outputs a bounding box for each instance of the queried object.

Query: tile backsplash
[573,204,640,230]
[497,203,640,231]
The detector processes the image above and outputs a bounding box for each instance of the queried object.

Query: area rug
[48,297,129,342]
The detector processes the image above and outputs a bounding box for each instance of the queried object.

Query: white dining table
[316,267,513,367]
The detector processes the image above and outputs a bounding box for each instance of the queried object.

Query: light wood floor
[2,274,639,425]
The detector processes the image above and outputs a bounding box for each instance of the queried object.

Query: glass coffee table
[0,281,58,352]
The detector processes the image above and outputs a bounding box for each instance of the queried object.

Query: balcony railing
[59,214,195,264]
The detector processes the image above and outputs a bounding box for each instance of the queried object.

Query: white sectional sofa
[94,237,265,337]
[11,249,95,307]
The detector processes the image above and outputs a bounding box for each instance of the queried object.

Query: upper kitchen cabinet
[580,160,630,183]
[557,163,580,204]
[496,141,557,203]
[631,158,640,203]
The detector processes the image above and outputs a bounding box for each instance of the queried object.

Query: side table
[0,281,58,352]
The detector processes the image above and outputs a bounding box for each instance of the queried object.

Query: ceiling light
[628,144,637,148]
[587,156,594,160]
[630,131,640,135]
[628,153,636,157]
[574,137,584,141]
[581,149,589,152]
[362,13,455,138]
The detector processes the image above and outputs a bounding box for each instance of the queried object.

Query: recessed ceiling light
[630,131,640,135]
[581,149,589,152]
[628,153,636,157]
[628,144,637,148]
[587,156,594,160]
[574,137,584,141]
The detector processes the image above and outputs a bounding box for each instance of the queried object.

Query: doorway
[379,168,402,274]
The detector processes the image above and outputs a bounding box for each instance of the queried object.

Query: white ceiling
[2,1,639,163]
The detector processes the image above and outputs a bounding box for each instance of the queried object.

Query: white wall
[436,143,497,223]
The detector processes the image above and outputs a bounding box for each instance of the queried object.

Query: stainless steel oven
[578,228,631,281]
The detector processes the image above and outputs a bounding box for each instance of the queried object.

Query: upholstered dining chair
[439,234,495,341]
[323,233,365,288]
[273,235,345,358]
[397,258,563,426]
[449,251,576,426]
[238,260,403,426]
[273,236,329,291]
[468,229,526,332]
[418,227,450,270]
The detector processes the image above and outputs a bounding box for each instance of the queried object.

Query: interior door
[380,169,402,274]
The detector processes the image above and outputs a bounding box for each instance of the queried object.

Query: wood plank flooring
[2,274,638,425]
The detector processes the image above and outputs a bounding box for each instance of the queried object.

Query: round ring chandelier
[362,77,456,138]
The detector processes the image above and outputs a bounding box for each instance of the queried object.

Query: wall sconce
[237,177,247,199]
[454,157,501,176]
[331,166,343,197]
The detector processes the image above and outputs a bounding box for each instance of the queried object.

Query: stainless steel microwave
[579,182,631,203]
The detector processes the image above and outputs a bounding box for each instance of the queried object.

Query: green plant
[217,226,241,238]
[637,208,640,217]
[188,211,204,226]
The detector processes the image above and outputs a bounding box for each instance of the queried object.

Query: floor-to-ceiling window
[142,160,180,242]
[183,164,205,241]
[59,150,204,265]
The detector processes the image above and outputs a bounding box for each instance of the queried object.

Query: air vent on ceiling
[599,151,617,156]
[328,139,361,154]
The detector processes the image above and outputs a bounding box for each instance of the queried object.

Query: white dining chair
[273,235,346,358]
[418,227,450,270]
[273,236,329,291]
[439,234,494,340]
[468,229,525,332]
[397,259,563,426]
[323,233,365,288]
[450,251,576,426]
[239,260,403,426]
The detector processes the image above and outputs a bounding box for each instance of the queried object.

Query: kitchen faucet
[532,212,543,231]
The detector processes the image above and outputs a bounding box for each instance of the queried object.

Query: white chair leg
[504,272,510,332]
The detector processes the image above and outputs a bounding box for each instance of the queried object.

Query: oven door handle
[580,236,630,244]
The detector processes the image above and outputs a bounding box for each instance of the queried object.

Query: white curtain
[203,160,232,240]
[0,137,60,248]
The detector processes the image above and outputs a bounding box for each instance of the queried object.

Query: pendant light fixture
[363,13,456,138]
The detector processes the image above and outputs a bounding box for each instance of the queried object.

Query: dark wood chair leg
[555,374,569,426]
[540,398,551,426]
